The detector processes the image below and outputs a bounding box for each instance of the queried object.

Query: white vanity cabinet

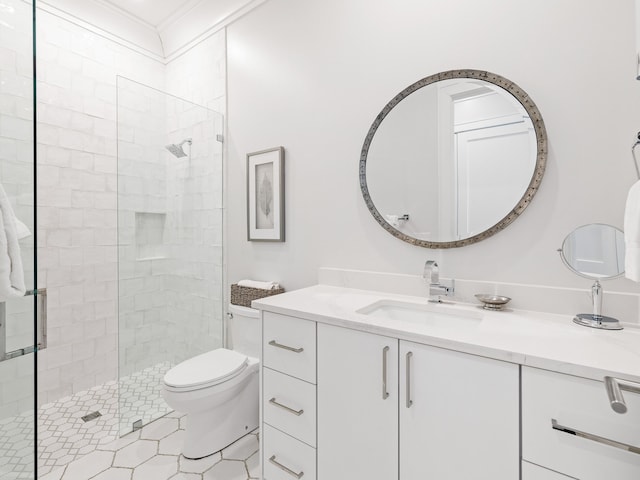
[262,312,317,480]
[256,284,640,480]
[522,366,640,480]
[316,323,519,480]
[399,340,519,479]
[317,323,399,480]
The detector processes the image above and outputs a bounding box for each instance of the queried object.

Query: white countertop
[252,284,640,384]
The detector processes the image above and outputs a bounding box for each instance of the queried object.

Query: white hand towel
[0,183,25,300]
[624,180,640,282]
[15,217,31,239]
[238,279,280,290]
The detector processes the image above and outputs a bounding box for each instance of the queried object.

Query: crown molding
[162,0,268,63]
[37,0,165,61]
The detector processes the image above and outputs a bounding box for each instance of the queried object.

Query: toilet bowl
[162,304,260,459]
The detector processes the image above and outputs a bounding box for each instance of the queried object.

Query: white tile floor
[40,412,260,480]
[1,362,177,479]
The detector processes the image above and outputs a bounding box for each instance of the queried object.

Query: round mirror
[559,224,625,279]
[360,70,547,248]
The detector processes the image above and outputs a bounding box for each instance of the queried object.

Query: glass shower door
[0,0,37,479]
[117,77,224,435]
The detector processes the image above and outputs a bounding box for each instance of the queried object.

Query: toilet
[162,304,260,459]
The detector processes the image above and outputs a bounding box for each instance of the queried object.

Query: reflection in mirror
[360,70,547,249]
[558,223,625,330]
[559,223,625,279]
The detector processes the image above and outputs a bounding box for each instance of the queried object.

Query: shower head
[165,138,192,158]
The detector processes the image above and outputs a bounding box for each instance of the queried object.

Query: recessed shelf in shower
[135,212,167,261]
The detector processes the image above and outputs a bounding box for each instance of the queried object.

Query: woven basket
[230,284,285,308]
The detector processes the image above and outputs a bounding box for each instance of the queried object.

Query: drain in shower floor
[81,411,102,422]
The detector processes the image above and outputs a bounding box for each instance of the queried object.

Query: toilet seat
[164,348,248,392]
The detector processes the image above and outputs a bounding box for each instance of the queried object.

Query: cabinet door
[317,324,398,480]
[399,341,519,479]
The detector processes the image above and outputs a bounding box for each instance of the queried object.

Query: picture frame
[247,146,285,241]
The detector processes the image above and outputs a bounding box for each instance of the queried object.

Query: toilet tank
[227,304,261,359]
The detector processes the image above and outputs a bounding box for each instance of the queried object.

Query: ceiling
[102,0,199,28]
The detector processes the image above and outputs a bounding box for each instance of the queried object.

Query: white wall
[227,0,640,314]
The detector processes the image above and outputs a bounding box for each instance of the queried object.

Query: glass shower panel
[0,0,37,479]
[116,77,224,435]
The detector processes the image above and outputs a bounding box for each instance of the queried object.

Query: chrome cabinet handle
[269,340,304,353]
[269,455,304,478]
[406,351,413,408]
[382,346,390,399]
[551,419,640,455]
[605,376,640,414]
[269,397,304,416]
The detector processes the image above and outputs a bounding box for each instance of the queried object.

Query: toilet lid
[164,349,248,390]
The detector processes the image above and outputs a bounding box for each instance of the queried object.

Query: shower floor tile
[42,415,260,480]
[1,362,175,479]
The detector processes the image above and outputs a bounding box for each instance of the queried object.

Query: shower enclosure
[0,1,37,479]
[116,77,224,435]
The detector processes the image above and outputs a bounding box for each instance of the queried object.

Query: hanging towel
[237,279,280,290]
[624,180,640,282]
[0,183,25,300]
[15,217,31,240]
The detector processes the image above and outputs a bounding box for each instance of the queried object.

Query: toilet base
[181,371,259,459]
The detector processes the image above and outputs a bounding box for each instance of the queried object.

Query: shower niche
[135,212,167,260]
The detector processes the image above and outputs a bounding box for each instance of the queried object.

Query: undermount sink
[357,299,482,328]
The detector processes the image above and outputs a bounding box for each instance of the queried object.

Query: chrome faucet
[423,260,455,303]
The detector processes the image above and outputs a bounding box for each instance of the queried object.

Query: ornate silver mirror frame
[359,69,548,249]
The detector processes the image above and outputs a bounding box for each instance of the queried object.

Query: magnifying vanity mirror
[558,223,625,330]
[360,70,547,248]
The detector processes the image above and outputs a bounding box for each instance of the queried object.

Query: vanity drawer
[522,366,640,480]
[263,367,316,447]
[263,311,316,383]
[263,424,316,480]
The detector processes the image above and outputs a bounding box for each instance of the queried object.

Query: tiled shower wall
[117,78,223,377]
[35,10,166,405]
[35,9,227,406]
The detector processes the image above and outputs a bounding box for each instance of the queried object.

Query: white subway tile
[58,208,85,228]
[70,112,94,134]
[58,247,84,266]
[93,154,116,174]
[58,129,85,150]
[70,228,95,246]
[47,229,72,247]
[43,145,71,167]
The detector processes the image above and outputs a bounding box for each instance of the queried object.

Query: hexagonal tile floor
[39,412,260,480]
[1,362,175,479]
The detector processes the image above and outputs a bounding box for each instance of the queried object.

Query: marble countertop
[252,284,640,384]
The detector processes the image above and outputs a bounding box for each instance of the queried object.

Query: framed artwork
[247,147,285,241]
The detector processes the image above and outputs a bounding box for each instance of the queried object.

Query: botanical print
[255,162,274,229]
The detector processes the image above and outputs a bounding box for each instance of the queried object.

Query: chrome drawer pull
[269,340,304,353]
[269,455,304,478]
[269,397,304,416]
[406,351,413,408]
[382,346,390,399]
[605,376,640,414]
[551,419,640,455]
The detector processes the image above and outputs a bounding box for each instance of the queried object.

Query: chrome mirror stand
[572,280,622,330]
